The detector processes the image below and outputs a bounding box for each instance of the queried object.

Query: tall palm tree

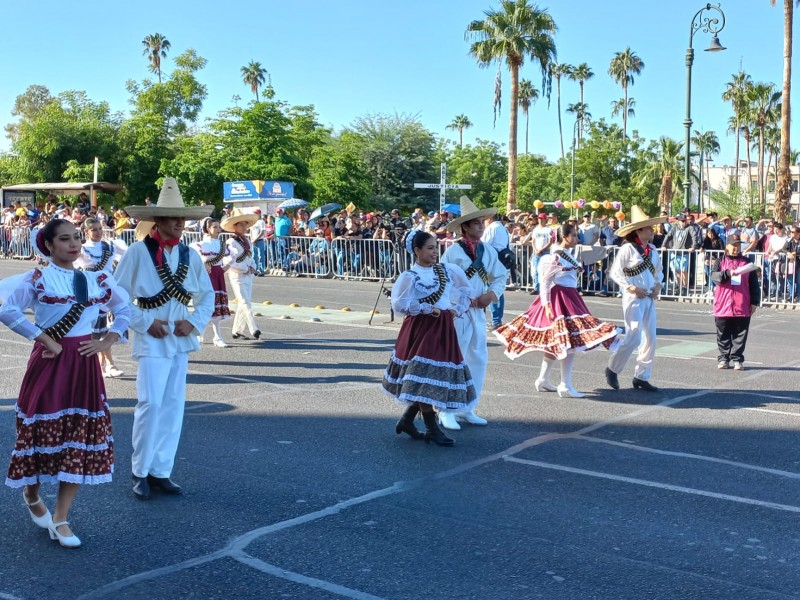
[608,48,644,139]
[466,0,557,212]
[611,97,636,122]
[446,114,474,148]
[241,61,269,102]
[549,63,573,159]
[771,0,794,223]
[722,71,753,191]
[517,79,539,154]
[636,137,685,212]
[747,82,781,209]
[566,102,591,149]
[741,123,755,207]
[569,63,593,143]
[764,123,781,193]
[142,33,171,84]
[692,130,721,206]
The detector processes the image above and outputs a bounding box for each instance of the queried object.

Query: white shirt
[532,225,553,252]
[225,236,256,273]
[75,239,128,275]
[191,236,229,266]
[539,247,581,305]
[114,240,214,358]
[391,263,471,317]
[610,243,664,296]
[481,221,510,253]
[440,240,508,302]
[579,222,600,245]
[0,265,131,340]
[249,219,265,243]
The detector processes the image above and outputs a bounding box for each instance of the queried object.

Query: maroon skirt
[382,312,477,411]
[6,335,114,487]
[495,285,619,360]
[209,265,231,320]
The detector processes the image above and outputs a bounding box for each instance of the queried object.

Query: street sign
[413,163,472,212]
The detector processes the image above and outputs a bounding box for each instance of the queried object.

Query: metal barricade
[103,228,137,247]
[660,249,706,299]
[331,237,396,281]
[275,235,333,278]
[762,252,798,305]
[2,226,34,260]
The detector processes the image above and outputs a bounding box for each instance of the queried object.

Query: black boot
[395,403,424,440]
[421,411,455,447]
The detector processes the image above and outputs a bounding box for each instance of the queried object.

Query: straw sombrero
[445,196,498,233]
[220,207,259,232]
[614,205,667,238]
[125,178,213,221]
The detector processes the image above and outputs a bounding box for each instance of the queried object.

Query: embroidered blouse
[75,238,128,275]
[192,236,229,267]
[391,263,472,317]
[0,264,131,341]
[539,246,582,306]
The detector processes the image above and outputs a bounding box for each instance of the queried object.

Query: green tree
[158,132,225,205]
[466,0,558,212]
[746,81,781,209]
[517,79,539,155]
[446,114,473,148]
[608,47,644,138]
[308,131,371,208]
[722,70,753,190]
[635,136,685,212]
[771,0,794,223]
[611,97,636,122]
[549,63,573,159]
[4,84,53,143]
[569,63,593,143]
[241,61,269,103]
[117,113,172,202]
[142,33,171,84]
[435,139,508,209]
[692,129,720,209]
[566,102,591,149]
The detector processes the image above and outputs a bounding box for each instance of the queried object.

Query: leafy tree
[611,97,636,122]
[142,33,171,84]
[241,61,269,103]
[746,81,781,209]
[549,63,573,159]
[117,113,172,201]
[287,105,331,168]
[309,131,371,208]
[566,102,591,149]
[608,47,644,138]
[466,0,557,212]
[515,152,567,211]
[569,63,593,143]
[4,84,53,142]
[446,114,473,148]
[435,139,508,209]
[635,136,685,212]
[517,79,538,155]
[692,129,720,209]
[722,70,752,190]
[158,132,225,205]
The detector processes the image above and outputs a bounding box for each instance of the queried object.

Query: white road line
[232,551,386,600]
[504,456,800,514]
[737,406,800,417]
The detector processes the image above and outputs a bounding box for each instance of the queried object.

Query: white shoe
[534,378,557,392]
[438,411,461,430]
[557,383,585,398]
[456,411,488,425]
[213,338,228,348]
[24,494,52,529]
[733,362,744,371]
[105,365,124,378]
[197,336,205,344]
[48,521,81,548]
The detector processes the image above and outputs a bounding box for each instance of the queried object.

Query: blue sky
[0,0,792,168]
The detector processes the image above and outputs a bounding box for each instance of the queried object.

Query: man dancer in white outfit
[221,208,261,340]
[605,206,666,392]
[115,178,214,500]
[440,196,508,430]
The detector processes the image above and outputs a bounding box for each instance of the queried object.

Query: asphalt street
[0,260,798,600]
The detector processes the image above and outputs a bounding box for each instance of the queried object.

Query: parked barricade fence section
[331,237,396,281]
[1,226,34,260]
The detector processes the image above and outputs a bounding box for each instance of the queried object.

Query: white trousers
[608,296,657,381]
[228,270,258,336]
[132,353,189,478]
[454,307,488,405]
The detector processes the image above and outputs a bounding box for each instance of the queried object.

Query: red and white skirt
[6,335,114,487]
[495,285,619,360]
[382,312,477,411]
[209,265,231,320]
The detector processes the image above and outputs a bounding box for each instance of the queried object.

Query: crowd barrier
[2,225,798,306]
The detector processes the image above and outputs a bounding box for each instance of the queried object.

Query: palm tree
[747,82,781,209]
[741,123,755,207]
[771,0,794,223]
[608,48,644,138]
[569,63,593,143]
[636,137,685,212]
[142,33,171,84]
[549,63,573,159]
[722,71,753,190]
[764,123,781,193]
[611,97,636,122]
[446,114,474,148]
[692,130,720,208]
[566,102,591,149]
[466,0,557,212]
[241,61,269,102]
[517,79,539,154]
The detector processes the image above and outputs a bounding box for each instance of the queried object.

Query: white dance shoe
[104,365,124,378]
[534,378,558,392]
[557,383,585,398]
[24,494,52,529]
[456,411,488,426]
[213,338,228,348]
[438,411,461,430]
[49,521,81,548]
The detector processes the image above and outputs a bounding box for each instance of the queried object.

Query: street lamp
[683,3,726,213]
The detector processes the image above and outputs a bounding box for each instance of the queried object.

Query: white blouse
[225,236,255,273]
[75,239,127,275]
[539,246,582,306]
[0,264,131,341]
[192,236,230,266]
[391,263,472,317]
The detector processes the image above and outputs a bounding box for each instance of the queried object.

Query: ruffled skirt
[382,312,477,411]
[495,285,618,360]
[6,335,114,487]
[209,265,231,320]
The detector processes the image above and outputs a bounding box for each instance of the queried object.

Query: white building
[699,161,800,219]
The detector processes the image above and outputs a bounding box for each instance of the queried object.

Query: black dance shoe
[604,368,620,390]
[632,377,659,392]
[148,476,183,495]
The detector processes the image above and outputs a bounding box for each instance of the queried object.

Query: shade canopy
[309,203,342,221]
[277,198,309,211]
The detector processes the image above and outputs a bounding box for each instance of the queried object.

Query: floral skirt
[209,265,231,320]
[382,312,477,412]
[6,335,114,487]
[495,285,619,361]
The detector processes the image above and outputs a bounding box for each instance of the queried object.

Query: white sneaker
[197,336,205,344]
[105,365,124,378]
[557,383,585,398]
[534,378,558,392]
[213,338,228,348]
[733,362,744,371]
[438,411,461,430]
[456,411,488,425]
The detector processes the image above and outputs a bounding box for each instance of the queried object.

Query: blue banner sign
[261,181,294,199]
[223,180,263,201]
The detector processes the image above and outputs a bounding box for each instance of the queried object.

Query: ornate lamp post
[683,4,726,213]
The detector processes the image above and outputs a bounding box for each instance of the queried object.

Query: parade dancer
[191,217,232,347]
[605,206,666,392]
[495,223,618,398]
[382,230,475,446]
[114,178,214,500]
[439,196,507,430]
[0,219,131,548]
[221,208,261,340]
[76,217,128,377]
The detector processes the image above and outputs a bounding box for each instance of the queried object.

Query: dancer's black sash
[205,240,226,267]
[555,249,583,273]
[42,270,89,341]
[418,264,448,305]
[233,236,252,263]
[458,240,489,285]
[622,244,656,277]
[134,237,191,309]
[84,242,112,272]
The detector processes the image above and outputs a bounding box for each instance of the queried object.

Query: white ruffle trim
[15,403,109,426]
[12,437,113,457]
[383,371,473,391]
[389,353,463,370]
[5,467,114,488]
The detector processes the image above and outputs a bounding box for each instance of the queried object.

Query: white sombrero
[125,178,213,221]
[445,196,498,233]
[614,205,667,238]
[220,207,259,232]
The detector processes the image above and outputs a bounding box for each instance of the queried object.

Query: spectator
[739,216,760,255]
[785,226,800,301]
[528,213,554,294]
[579,212,600,245]
[274,208,292,269]
[307,228,330,275]
[249,209,266,276]
[482,213,512,328]
[661,213,699,292]
[702,227,725,293]
[766,222,789,300]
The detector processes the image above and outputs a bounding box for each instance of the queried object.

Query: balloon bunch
[528,199,626,221]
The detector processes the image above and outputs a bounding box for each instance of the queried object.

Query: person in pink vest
[710,235,761,371]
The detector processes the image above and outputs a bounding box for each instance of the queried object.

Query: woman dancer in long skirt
[191,217,231,347]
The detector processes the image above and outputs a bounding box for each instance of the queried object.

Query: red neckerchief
[462,238,480,259]
[151,230,180,267]
[636,243,650,257]
[235,235,251,253]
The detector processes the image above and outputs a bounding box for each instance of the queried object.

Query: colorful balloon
[602,200,612,209]
[615,211,625,220]
[576,198,586,208]
[611,201,622,210]
[563,201,572,209]
[553,200,563,208]
[534,199,544,209]
[590,200,599,209]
